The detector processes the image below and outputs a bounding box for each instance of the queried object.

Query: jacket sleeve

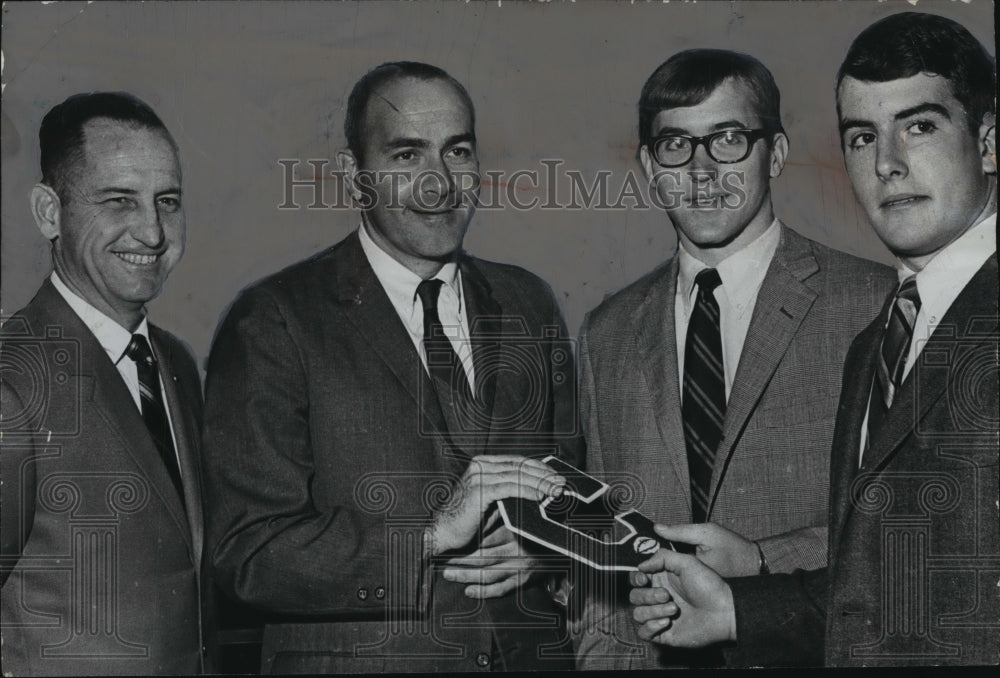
[201,287,430,618]
[723,567,827,666]
[0,382,36,587]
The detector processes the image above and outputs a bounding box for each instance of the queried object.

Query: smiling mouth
[881,195,927,209]
[114,252,160,265]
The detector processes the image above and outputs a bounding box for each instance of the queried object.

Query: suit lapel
[708,227,818,510]
[333,233,453,465]
[630,259,692,508]
[459,257,501,458]
[828,314,885,546]
[151,328,203,568]
[861,255,999,474]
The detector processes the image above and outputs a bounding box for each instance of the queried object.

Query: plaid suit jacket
[574,225,895,669]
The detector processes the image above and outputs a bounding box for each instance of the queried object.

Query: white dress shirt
[858,212,997,465]
[50,272,181,464]
[358,222,476,390]
[675,219,782,399]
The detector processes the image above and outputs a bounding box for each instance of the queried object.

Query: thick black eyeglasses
[649,129,770,167]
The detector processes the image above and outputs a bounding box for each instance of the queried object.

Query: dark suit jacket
[728,254,999,666]
[0,281,209,675]
[202,231,582,674]
[575,225,896,668]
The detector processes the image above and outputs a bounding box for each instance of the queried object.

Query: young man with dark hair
[574,48,895,669]
[1,92,210,675]
[202,62,580,673]
[630,12,997,667]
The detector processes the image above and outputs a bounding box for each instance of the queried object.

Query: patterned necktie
[125,334,185,503]
[416,279,473,405]
[682,268,726,523]
[867,276,921,441]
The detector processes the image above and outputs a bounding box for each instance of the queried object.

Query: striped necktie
[125,334,184,503]
[682,268,725,523]
[867,276,921,441]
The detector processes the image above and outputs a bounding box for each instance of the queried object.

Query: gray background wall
[2,0,995,364]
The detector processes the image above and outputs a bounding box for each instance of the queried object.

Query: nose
[416,155,456,207]
[875,131,910,183]
[130,202,166,248]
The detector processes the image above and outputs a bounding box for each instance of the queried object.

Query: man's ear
[639,145,656,185]
[336,150,363,202]
[30,183,61,241]
[769,132,789,178]
[979,113,996,175]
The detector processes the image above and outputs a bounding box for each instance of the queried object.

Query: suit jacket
[728,254,1000,666]
[201,231,582,674]
[575,225,896,669]
[0,280,208,675]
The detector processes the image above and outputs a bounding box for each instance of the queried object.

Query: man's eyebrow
[839,118,871,135]
[95,187,139,195]
[710,120,748,131]
[653,126,690,137]
[894,102,951,122]
[384,137,431,150]
[445,133,475,147]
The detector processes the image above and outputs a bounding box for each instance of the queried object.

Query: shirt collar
[50,271,149,365]
[898,211,996,317]
[357,221,461,315]
[677,218,782,305]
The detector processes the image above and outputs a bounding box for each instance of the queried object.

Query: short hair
[638,49,784,151]
[344,61,476,163]
[837,12,996,134]
[39,91,176,199]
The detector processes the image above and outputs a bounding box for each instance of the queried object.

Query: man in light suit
[202,62,581,674]
[574,49,895,668]
[1,92,209,674]
[630,12,998,666]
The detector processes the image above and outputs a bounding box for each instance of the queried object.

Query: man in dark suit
[630,12,998,666]
[574,49,895,668]
[1,93,209,674]
[202,62,580,674]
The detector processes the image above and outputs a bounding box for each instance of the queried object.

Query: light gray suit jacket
[574,225,896,669]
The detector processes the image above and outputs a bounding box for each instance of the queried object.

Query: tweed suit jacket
[728,254,999,667]
[1,280,208,675]
[574,225,896,669]
[201,231,582,674]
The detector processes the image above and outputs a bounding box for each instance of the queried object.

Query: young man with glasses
[573,49,895,669]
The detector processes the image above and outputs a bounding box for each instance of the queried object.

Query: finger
[654,522,708,546]
[632,600,678,624]
[629,570,650,588]
[479,524,514,549]
[443,565,519,585]
[480,479,563,505]
[636,617,674,642]
[629,586,672,607]
[444,541,517,567]
[463,575,525,599]
[482,507,502,534]
[637,547,691,575]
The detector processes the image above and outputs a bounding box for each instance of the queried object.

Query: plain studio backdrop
[2,0,995,366]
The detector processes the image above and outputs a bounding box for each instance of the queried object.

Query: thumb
[654,522,708,547]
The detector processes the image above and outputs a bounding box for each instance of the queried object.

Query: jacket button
[357,588,369,601]
[374,586,386,600]
[475,652,491,667]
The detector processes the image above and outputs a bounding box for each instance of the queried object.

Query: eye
[662,137,688,151]
[157,196,182,213]
[392,150,416,162]
[717,131,742,146]
[104,196,135,209]
[906,120,937,136]
[847,131,876,150]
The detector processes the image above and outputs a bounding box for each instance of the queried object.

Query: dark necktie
[682,268,725,523]
[125,334,185,503]
[867,276,921,441]
[416,279,473,404]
